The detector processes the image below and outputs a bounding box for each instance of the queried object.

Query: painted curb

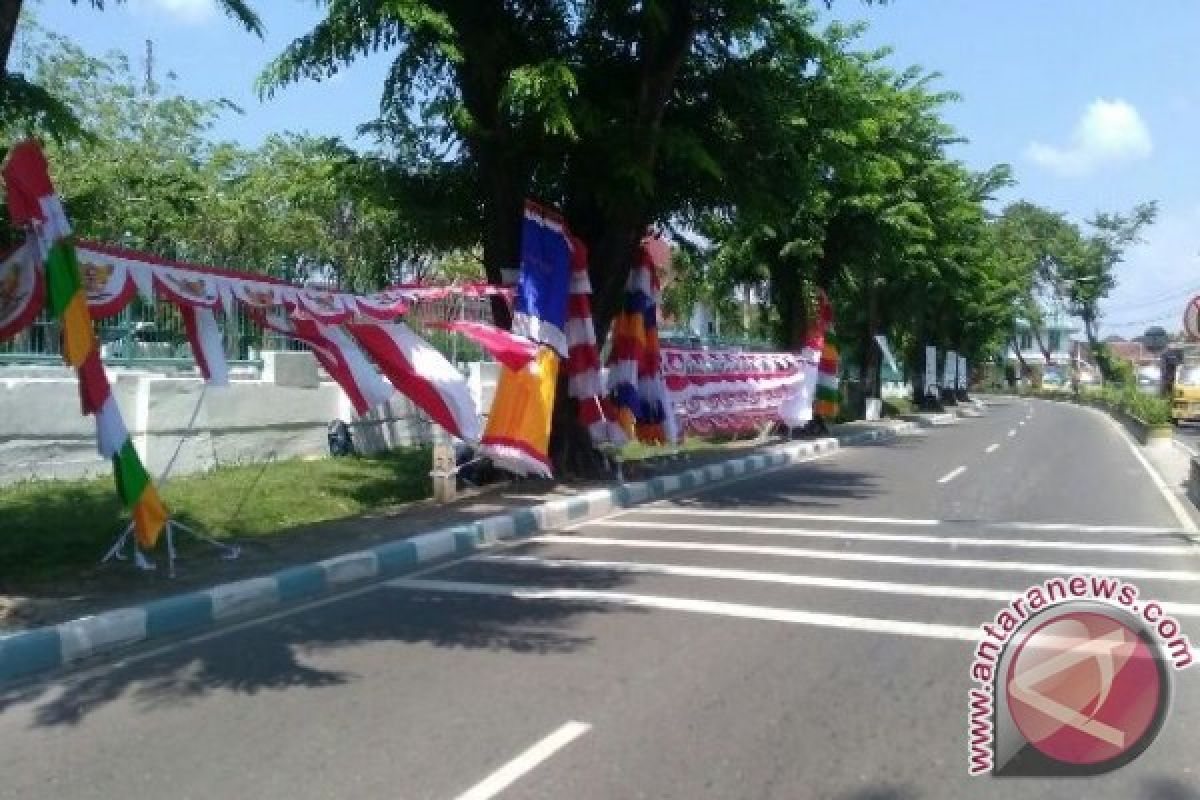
[0,421,922,685]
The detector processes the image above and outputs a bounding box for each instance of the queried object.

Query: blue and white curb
[0,422,918,685]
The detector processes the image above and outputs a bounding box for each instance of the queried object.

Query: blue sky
[22,0,1200,337]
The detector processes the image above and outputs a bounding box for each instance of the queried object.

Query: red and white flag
[179,305,230,387]
[347,321,481,442]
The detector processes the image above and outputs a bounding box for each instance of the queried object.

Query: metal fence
[0,294,499,372]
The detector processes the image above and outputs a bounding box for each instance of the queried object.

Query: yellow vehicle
[1162,345,1200,423]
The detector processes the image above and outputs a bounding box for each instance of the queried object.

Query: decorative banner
[944,350,959,389]
[663,347,804,436]
[3,140,168,549]
[0,242,45,341]
[959,355,969,390]
[874,334,899,374]
[815,335,841,419]
[511,201,571,356]
[925,345,938,394]
[480,347,559,477]
[76,247,137,318]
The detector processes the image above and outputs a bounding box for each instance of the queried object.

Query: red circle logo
[1006,610,1164,766]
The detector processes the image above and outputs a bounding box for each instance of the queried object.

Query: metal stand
[101,519,240,578]
[98,382,241,577]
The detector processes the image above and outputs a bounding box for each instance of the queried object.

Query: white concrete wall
[0,356,454,486]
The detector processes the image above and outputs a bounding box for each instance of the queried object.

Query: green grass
[0,447,432,587]
[618,435,738,462]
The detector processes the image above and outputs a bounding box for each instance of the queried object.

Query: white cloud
[1026,99,1152,177]
[129,0,218,24]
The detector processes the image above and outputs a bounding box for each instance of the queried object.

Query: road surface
[3,398,1199,800]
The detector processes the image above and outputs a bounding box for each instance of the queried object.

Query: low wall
[0,353,496,486]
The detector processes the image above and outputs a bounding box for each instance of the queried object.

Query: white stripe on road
[1019,421,1026,426]
[471,554,1200,617]
[1008,429,1017,438]
[995,521,1188,534]
[454,721,591,800]
[531,536,1200,582]
[386,578,979,641]
[636,508,940,526]
[985,444,1000,454]
[634,508,1192,535]
[583,519,1197,555]
[1093,407,1199,533]
[938,466,968,484]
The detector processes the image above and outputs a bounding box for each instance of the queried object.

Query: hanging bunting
[606,235,676,444]
[3,141,168,548]
[346,321,482,442]
[565,235,626,447]
[0,242,45,341]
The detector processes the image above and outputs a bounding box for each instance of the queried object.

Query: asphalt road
[3,398,1200,800]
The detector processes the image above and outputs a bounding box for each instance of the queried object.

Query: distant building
[1006,318,1080,368]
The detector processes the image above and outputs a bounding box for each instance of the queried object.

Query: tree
[0,1,260,142]
[1063,202,1157,365]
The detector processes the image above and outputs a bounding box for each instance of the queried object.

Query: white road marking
[985,444,1000,454]
[532,535,1200,582]
[1174,438,1199,459]
[938,466,968,484]
[386,578,979,641]
[471,554,1200,618]
[1007,429,1017,438]
[1092,406,1199,533]
[994,521,1188,534]
[633,508,1192,536]
[582,519,1197,555]
[1019,421,1026,426]
[453,720,591,800]
[635,508,939,527]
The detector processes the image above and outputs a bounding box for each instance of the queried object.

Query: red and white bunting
[0,242,44,340]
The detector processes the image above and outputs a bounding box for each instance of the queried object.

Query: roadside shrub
[883,397,914,416]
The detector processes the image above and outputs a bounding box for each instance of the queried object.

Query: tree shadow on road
[1142,778,1200,800]
[664,465,881,510]
[831,784,919,800]
[1,558,639,728]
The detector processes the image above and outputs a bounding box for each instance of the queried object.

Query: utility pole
[143,38,155,95]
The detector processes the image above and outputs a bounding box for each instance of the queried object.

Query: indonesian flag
[347,321,481,442]
[179,305,230,387]
[779,290,832,427]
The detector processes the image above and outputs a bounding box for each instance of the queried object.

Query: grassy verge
[618,435,735,462]
[1024,386,1172,426]
[0,447,432,587]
